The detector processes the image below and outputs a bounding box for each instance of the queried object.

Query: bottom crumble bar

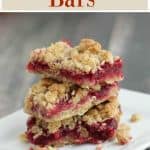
[25,97,121,147]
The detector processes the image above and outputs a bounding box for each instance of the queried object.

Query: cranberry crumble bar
[27,39,123,89]
[23,38,125,149]
[24,78,118,122]
[25,98,121,147]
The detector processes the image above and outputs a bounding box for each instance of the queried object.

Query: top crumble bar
[27,39,123,89]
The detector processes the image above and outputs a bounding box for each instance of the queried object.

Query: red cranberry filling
[88,83,118,99]
[60,59,123,84]
[26,118,117,146]
[84,118,117,141]
[27,117,36,128]
[31,83,117,119]
[43,101,73,118]
[27,62,49,73]
[27,59,123,85]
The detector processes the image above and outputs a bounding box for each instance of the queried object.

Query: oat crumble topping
[29,39,115,73]
[83,97,120,125]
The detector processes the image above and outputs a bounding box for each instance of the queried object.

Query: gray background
[0,13,150,118]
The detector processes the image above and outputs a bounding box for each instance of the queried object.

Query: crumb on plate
[116,123,132,145]
[19,133,28,142]
[30,146,58,150]
[96,143,102,150]
[130,113,142,123]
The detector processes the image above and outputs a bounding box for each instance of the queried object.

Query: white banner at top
[2,0,148,11]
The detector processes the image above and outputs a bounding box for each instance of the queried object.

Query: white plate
[0,89,150,150]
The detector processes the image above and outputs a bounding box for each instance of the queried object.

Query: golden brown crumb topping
[29,39,115,73]
[45,42,71,62]
[28,97,120,134]
[83,97,120,125]
[24,78,88,111]
[130,113,142,123]
[116,123,132,145]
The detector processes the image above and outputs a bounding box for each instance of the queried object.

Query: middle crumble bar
[24,78,118,122]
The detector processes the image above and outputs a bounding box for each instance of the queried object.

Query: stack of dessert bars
[24,39,123,147]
